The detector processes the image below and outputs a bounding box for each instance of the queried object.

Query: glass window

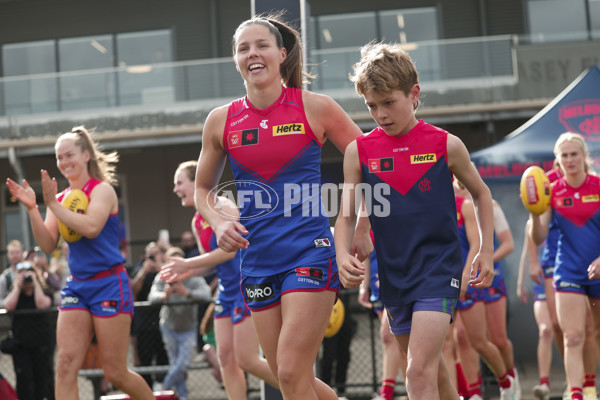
[58,35,116,110]
[315,12,377,49]
[527,0,588,42]
[116,29,172,66]
[591,0,600,39]
[59,35,114,71]
[379,8,438,44]
[2,40,57,114]
[116,30,174,106]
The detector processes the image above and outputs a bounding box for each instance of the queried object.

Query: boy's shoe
[532,383,550,400]
[469,395,484,400]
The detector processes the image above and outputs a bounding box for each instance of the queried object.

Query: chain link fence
[0,289,401,400]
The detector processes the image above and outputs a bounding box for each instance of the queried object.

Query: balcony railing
[0,35,517,118]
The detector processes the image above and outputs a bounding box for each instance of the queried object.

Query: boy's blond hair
[350,42,419,101]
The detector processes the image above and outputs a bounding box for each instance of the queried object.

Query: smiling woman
[191,13,365,400]
[6,126,154,400]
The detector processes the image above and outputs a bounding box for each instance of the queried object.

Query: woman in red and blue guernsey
[192,15,363,400]
[7,126,153,400]
[161,160,278,399]
[530,132,600,400]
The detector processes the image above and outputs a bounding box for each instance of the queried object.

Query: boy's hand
[338,255,365,289]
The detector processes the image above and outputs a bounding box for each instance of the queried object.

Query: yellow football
[324,298,345,338]
[58,189,89,242]
[520,166,551,215]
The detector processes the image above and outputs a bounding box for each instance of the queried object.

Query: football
[520,166,551,215]
[324,298,345,338]
[58,189,89,242]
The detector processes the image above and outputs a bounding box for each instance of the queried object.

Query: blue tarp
[471,66,600,182]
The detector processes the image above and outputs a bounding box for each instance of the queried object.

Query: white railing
[0,35,517,117]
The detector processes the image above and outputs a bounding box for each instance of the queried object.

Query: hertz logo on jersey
[582,194,600,203]
[410,153,437,164]
[272,123,305,136]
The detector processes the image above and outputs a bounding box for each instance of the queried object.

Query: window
[59,35,116,110]
[527,0,588,42]
[2,40,57,114]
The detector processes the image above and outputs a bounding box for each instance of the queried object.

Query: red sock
[380,379,395,400]
[456,362,468,397]
[507,367,515,378]
[571,386,583,400]
[540,376,550,387]
[584,374,596,388]
[497,371,511,389]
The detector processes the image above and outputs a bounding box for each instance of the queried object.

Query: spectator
[3,260,55,399]
[149,246,211,400]
[32,248,62,300]
[129,241,169,390]
[0,240,25,307]
[179,231,199,258]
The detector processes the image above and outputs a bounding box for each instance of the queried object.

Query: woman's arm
[44,176,116,239]
[303,91,363,152]
[447,134,494,288]
[492,201,514,262]
[195,106,249,252]
[6,177,60,253]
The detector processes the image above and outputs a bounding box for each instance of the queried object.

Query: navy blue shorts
[241,257,339,311]
[386,297,457,335]
[59,265,134,317]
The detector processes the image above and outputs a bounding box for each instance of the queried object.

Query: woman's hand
[161,256,193,283]
[588,256,600,280]
[6,178,37,210]
[215,220,249,252]
[40,170,58,207]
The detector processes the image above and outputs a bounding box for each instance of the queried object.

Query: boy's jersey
[356,121,462,306]
[57,178,125,280]
[193,212,240,303]
[551,174,600,285]
[222,86,334,277]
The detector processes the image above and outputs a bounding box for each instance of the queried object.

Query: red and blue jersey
[57,178,125,280]
[193,212,240,303]
[223,86,334,277]
[356,121,462,306]
[551,174,600,285]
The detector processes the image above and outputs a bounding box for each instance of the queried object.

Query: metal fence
[0,289,397,400]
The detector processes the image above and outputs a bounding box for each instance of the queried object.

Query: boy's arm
[334,141,366,289]
[447,134,495,288]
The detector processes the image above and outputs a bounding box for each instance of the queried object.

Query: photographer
[3,261,55,400]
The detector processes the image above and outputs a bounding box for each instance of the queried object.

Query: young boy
[334,43,500,399]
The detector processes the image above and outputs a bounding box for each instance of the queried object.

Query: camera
[148,254,156,261]
[23,276,33,283]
